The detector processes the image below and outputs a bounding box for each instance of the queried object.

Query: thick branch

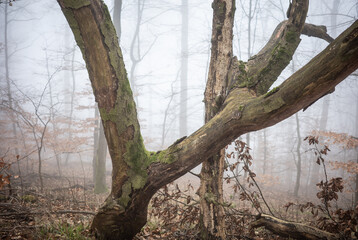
[245,0,309,95]
[250,214,340,240]
[149,20,358,190]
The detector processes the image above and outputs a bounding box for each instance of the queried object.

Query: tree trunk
[263,129,267,175]
[92,106,100,182]
[293,113,302,197]
[94,121,108,193]
[4,2,20,158]
[129,0,145,105]
[113,0,122,44]
[57,0,358,239]
[309,0,340,192]
[355,85,358,207]
[179,0,188,138]
[199,0,235,238]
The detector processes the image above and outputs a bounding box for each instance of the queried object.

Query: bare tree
[56,0,358,239]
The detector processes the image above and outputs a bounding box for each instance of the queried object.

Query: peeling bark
[199,0,235,239]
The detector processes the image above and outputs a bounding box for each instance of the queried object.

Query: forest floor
[0,161,355,239]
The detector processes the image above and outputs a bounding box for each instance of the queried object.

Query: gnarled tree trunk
[57,0,358,239]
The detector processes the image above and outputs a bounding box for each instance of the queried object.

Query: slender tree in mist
[179,0,188,137]
[262,129,267,174]
[355,90,358,206]
[56,0,358,238]
[113,0,122,44]
[93,109,108,194]
[309,0,340,191]
[293,113,302,197]
[3,2,19,158]
[46,49,63,177]
[355,0,358,208]
[129,0,145,103]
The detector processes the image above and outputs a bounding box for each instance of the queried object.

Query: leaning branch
[246,0,309,95]
[148,20,358,191]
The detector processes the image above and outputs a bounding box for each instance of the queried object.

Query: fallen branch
[0,209,95,217]
[250,214,341,240]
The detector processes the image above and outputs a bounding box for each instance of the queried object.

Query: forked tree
[56,0,358,239]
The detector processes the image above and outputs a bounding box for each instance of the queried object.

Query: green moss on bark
[62,0,90,9]
[264,87,280,98]
[263,96,285,112]
[61,9,86,54]
[285,30,299,44]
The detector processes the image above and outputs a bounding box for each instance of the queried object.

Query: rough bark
[251,214,340,240]
[199,0,235,239]
[57,0,358,238]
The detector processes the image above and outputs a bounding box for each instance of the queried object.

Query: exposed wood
[199,0,235,238]
[250,214,340,240]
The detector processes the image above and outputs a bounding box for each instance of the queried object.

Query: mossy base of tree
[91,200,147,240]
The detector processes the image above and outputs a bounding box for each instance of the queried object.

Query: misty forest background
[0,0,358,239]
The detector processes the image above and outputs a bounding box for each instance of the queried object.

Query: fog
[0,0,357,237]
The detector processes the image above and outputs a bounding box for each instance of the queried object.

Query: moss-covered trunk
[57,1,150,239]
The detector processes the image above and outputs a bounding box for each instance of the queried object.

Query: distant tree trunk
[92,107,99,182]
[92,106,108,193]
[94,120,108,193]
[309,0,339,191]
[129,0,145,105]
[263,129,267,174]
[4,3,19,158]
[65,44,76,165]
[199,1,235,238]
[243,133,250,187]
[46,50,62,177]
[353,0,358,209]
[293,113,302,197]
[179,0,188,137]
[113,0,122,43]
[355,88,358,207]
[57,0,358,238]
